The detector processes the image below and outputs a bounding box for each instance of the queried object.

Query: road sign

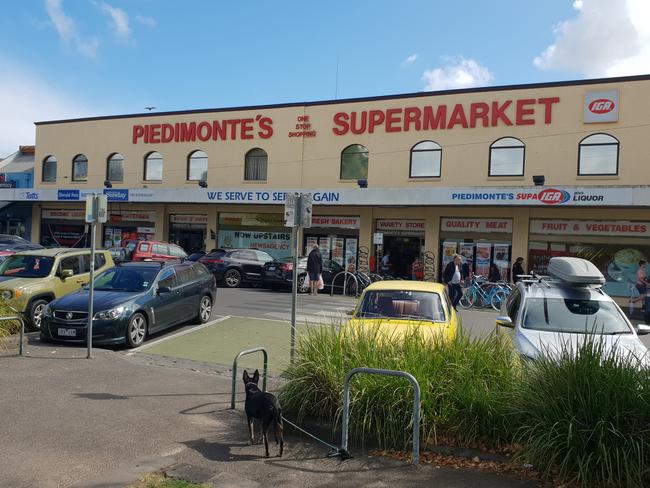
[85,194,108,223]
[284,192,299,227]
[300,194,312,228]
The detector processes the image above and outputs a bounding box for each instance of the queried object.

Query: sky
[1,0,649,157]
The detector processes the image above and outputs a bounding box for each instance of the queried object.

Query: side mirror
[61,269,74,279]
[636,324,650,336]
[157,286,171,295]
[496,316,514,328]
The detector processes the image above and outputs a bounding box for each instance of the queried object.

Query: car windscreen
[92,267,159,292]
[357,290,446,322]
[0,255,54,278]
[522,298,632,334]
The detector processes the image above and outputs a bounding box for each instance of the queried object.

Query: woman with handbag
[306,244,323,296]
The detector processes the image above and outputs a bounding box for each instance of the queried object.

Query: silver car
[496,257,650,364]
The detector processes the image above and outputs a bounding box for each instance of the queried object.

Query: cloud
[0,55,97,157]
[421,57,494,90]
[534,0,650,77]
[100,2,130,39]
[402,53,418,66]
[45,0,99,58]
[135,15,157,28]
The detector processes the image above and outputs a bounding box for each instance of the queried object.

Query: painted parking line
[127,315,231,353]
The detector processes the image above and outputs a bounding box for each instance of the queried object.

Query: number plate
[58,328,76,337]
[267,266,276,271]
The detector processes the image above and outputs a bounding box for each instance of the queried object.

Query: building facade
[4,74,650,299]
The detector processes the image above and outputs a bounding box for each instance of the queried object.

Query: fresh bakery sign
[441,218,512,233]
[530,219,650,237]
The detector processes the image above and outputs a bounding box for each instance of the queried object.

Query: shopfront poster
[459,243,474,277]
[345,238,358,272]
[332,238,345,266]
[217,230,291,259]
[493,243,510,280]
[305,236,318,255]
[442,241,457,272]
[475,242,492,278]
[318,237,331,260]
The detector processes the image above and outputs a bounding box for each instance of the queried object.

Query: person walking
[512,257,525,283]
[443,254,463,311]
[306,244,323,296]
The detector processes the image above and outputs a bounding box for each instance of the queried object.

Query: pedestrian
[488,263,501,283]
[443,254,463,311]
[512,257,525,283]
[411,256,424,280]
[381,251,392,275]
[306,244,322,296]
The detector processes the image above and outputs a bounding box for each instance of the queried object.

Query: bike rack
[341,367,421,465]
[230,347,268,409]
[0,316,26,356]
[330,271,359,297]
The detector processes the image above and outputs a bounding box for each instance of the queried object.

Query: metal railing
[330,271,359,297]
[341,367,421,465]
[230,347,268,409]
[1,316,26,356]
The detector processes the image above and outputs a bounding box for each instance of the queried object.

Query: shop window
[244,148,268,181]
[340,144,369,180]
[488,137,524,176]
[187,150,208,181]
[42,155,57,183]
[410,141,441,178]
[578,133,619,175]
[144,151,163,181]
[107,153,124,182]
[72,154,88,182]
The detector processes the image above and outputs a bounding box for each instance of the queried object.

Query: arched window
[187,150,208,181]
[340,144,368,180]
[72,154,88,181]
[410,141,442,178]
[244,148,268,181]
[107,153,124,182]
[144,151,163,181]
[578,133,619,175]
[42,155,57,182]
[489,137,524,176]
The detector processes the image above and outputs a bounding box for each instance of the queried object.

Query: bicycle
[459,275,510,311]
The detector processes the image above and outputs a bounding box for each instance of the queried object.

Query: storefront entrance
[104,210,156,248]
[40,209,89,248]
[375,219,425,279]
[169,214,207,253]
[304,216,360,270]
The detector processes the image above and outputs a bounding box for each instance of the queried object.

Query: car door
[149,267,181,332]
[235,250,260,281]
[174,264,201,316]
[57,255,86,297]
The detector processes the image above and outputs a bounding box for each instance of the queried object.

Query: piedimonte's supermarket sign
[3,186,650,206]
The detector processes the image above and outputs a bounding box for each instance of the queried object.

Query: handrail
[0,316,26,356]
[330,271,359,297]
[230,347,268,409]
[341,367,421,465]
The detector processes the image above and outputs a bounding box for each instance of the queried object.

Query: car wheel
[224,269,242,288]
[126,313,147,348]
[198,295,212,324]
[29,299,48,330]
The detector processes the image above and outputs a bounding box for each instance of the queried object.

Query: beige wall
[34,77,650,190]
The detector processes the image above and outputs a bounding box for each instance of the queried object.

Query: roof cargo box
[547,257,605,285]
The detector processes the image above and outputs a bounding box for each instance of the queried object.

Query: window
[72,154,88,181]
[489,137,524,176]
[80,253,106,273]
[410,141,442,178]
[139,243,150,253]
[175,265,196,285]
[107,153,124,182]
[188,150,208,181]
[153,244,170,255]
[253,250,274,262]
[244,148,268,181]
[60,256,81,275]
[578,133,619,175]
[157,268,177,288]
[340,144,368,180]
[42,155,57,182]
[144,151,163,181]
[169,245,187,258]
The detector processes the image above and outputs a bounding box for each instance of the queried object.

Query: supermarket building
[5,74,650,297]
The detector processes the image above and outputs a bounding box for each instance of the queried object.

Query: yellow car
[347,280,459,341]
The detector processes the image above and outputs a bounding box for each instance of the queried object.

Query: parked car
[198,248,275,288]
[107,246,127,264]
[262,257,349,293]
[187,251,206,261]
[129,240,187,262]
[496,257,650,363]
[347,281,459,341]
[40,260,216,348]
[0,234,43,256]
[0,248,114,329]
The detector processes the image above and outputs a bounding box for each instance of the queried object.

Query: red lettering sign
[588,99,615,114]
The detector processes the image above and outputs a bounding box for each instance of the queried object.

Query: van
[130,241,187,262]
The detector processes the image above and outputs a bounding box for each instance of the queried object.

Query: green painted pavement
[140,317,321,373]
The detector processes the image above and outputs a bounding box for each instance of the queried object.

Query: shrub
[0,301,23,350]
[513,339,650,488]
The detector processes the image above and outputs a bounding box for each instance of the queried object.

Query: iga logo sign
[588,99,615,114]
[538,188,571,204]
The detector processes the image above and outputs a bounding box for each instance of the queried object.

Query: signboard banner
[441,218,512,233]
[218,230,291,258]
[530,219,650,237]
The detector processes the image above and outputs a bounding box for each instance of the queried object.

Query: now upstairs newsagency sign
[2,185,650,207]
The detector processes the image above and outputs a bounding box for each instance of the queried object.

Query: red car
[129,240,187,261]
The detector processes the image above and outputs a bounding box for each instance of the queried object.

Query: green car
[0,248,114,330]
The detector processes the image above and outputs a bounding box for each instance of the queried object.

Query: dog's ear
[243,370,250,383]
[253,369,260,383]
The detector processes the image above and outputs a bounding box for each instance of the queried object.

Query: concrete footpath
[0,337,541,488]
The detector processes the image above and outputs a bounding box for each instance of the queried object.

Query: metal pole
[87,196,96,359]
[18,316,24,356]
[230,347,268,409]
[290,224,299,364]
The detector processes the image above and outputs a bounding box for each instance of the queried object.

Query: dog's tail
[274,406,284,446]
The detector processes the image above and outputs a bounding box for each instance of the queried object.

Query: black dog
[242,369,284,457]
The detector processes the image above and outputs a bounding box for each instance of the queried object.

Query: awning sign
[441,218,512,233]
[530,219,650,237]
